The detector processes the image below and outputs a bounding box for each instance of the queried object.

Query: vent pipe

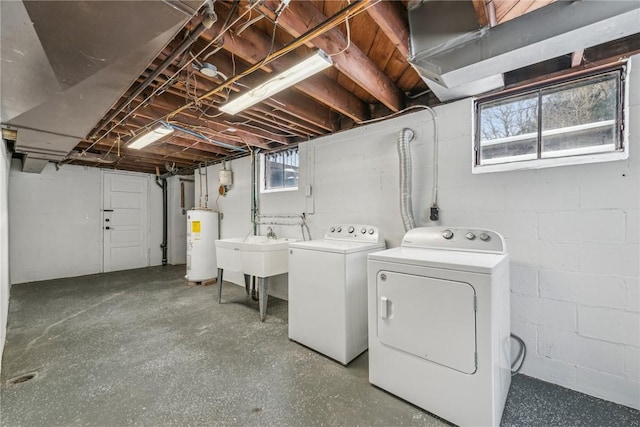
[397,128,416,232]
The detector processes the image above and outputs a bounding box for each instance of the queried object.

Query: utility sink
[215,235,297,322]
[215,236,297,278]
[241,236,297,277]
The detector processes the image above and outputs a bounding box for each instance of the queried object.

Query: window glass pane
[541,73,618,158]
[263,148,299,191]
[266,152,283,188]
[282,149,299,188]
[478,93,538,164]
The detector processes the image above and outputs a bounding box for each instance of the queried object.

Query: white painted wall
[167,175,195,265]
[9,163,164,284]
[199,56,640,408]
[0,141,11,371]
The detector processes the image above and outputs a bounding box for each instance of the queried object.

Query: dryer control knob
[348,226,355,233]
[361,228,367,234]
[465,232,476,240]
[479,232,490,241]
[442,229,454,239]
[330,227,335,232]
[336,227,342,232]
[368,228,375,235]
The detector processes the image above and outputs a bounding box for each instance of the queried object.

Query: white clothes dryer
[289,225,385,364]
[367,227,510,427]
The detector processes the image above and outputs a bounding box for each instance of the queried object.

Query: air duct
[408,0,640,101]
[397,128,416,232]
[0,1,203,173]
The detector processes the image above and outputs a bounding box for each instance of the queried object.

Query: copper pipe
[167,0,371,120]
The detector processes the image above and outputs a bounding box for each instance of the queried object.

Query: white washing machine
[367,227,511,427]
[288,224,385,364]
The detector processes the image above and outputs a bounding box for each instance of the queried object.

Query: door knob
[105,226,111,230]
[105,218,110,222]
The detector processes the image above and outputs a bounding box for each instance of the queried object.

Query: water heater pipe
[155,177,168,265]
[397,128,416,231]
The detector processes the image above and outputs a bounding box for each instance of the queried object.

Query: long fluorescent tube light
[219,50,333,115]
[128,123,174,149]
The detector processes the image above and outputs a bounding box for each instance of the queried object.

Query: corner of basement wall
[0,140,11,373]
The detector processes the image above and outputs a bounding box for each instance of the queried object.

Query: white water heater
[186,209,219,281]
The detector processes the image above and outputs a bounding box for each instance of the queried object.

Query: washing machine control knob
[336,227,342,232]
[442,229,454,239]
[368,228,375,235]
[479,232,490,241]
[330,227,335,232]
[361,228,367,234]
[348,226,355,233]
[465,232,476,240]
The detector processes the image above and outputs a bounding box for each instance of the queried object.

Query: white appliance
[367,227,510,427]
[288,224,385,364]
[186,209,219,282]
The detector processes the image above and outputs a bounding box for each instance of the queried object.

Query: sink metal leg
[258,277,269,322]
[217,268,224,303]
[243,274,251,295]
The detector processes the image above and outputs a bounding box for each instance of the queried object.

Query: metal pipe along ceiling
[89,9,217,140]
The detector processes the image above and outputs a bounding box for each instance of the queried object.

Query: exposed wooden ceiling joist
[201,6,371,122]
[55,0,638,175]
[257,0,407,112]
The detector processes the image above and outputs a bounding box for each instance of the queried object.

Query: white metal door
[376,270,477,374]
[103,172,149,272]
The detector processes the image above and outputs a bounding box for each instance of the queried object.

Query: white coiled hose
[397,128,416,232]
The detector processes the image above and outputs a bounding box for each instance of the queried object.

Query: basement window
[261,147,299,193]
[474,66,628,173]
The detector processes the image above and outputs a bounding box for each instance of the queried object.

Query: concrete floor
[1,265,638,427]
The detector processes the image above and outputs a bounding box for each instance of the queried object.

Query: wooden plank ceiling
[68,0,637,175]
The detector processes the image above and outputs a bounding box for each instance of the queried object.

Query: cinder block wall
[434,88,639,408]
[200,55,639,408]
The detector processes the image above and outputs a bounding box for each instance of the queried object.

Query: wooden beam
[366,1,410,58]
[134,94,274,149]
[250,106,326,137]
[571,49,584,68]
[75,140,214,165]
[200,13,365,124]
[258,0,406,112]
[123,116,234,156]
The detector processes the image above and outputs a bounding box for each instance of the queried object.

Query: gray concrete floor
[1,265,638,427]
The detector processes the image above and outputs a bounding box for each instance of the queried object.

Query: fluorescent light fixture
[128,123,174,149]
[219,50,333,115]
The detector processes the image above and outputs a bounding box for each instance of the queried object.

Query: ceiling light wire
[329,0,352,57]
[166,0,372,121]
[83,0,261,153]
[225,121,294,138]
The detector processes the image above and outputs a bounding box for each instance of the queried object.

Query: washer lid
[290,239,385,254]
[368,247,507,274]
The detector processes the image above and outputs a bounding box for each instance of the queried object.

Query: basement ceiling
[4,0,640,175]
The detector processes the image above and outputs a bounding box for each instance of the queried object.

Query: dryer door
[376,271,477,374]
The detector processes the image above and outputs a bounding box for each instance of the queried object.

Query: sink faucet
[267,226,277,239]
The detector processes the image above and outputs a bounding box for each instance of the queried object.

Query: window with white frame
[261,147,299,192]
[474,66,626,172]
